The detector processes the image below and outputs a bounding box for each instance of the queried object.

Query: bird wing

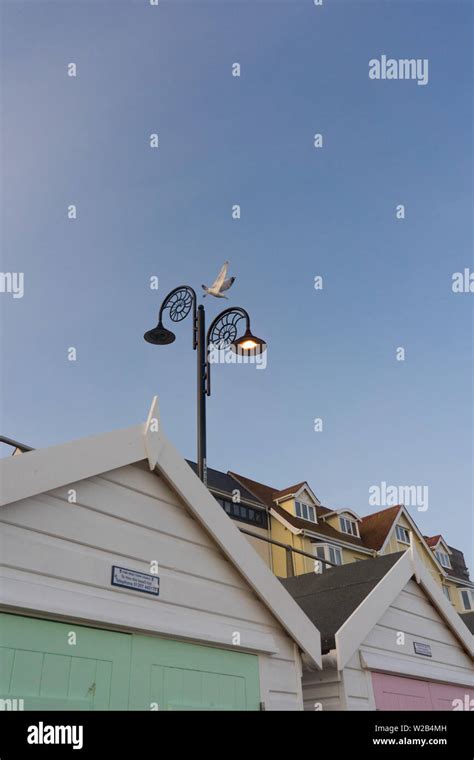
[211,261,228,290]
[220,276,235,292]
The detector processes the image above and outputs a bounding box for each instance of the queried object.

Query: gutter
[303,529,376,556]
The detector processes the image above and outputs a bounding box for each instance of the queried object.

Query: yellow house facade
[184,463,472,617]
[225,472,474,616]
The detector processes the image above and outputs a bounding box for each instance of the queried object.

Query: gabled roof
[285,509,367,547]
[359,505,401,550]
[282,547,474,670]
[273,481,320,506]
[425,534,452,556]
[0,397,322,669]
[363,505,447,576]
[219,474,469,576]
[425,534,443,548]
[272,482,307,500]
[281,553,402,652]
[231,472,368,547]
[229,471,321,510]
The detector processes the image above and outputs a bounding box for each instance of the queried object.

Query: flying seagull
[202,261,235,298]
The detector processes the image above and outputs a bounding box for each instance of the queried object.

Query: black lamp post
[144,286,266,485]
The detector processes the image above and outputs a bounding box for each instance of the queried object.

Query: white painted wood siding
[0,461,303,710]
[302,578,473,711]
[301,655,345,711]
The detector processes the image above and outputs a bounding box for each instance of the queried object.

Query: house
[281,549,474,711]
[0,398,321,711]
[423,535,474,615]
[188,464,472,615]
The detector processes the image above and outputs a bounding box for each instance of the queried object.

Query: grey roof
[447,545,471,583]
[460,611,474,634]
[186,461,265,506]
[281,552,404,653]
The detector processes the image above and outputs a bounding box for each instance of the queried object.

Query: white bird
[202,261,235,298]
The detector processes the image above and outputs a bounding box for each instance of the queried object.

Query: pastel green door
[129,636,261,711]
[0,614,261,711]
[0,613,132,710]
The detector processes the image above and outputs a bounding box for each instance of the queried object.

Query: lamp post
[144,286,266,485]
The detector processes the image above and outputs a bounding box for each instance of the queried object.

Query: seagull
[202,261,235,298]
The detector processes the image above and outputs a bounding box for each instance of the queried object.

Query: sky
[1,0,472,567]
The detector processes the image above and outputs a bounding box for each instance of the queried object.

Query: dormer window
[340,516,359,537]
[295,501,316,523]
[435,550,451,569]
[395,525,410,544]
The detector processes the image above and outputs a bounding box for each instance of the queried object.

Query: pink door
[372,672,474,711]
[428,681,474,711]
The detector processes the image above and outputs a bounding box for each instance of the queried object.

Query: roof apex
[0,396,322,669]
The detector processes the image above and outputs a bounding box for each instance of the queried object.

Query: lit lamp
[144,291,266,484]
[231,327,267,355]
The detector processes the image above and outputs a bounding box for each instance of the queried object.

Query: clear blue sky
[1,1,472,567]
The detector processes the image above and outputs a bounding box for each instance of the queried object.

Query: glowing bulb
[239,339,258,350]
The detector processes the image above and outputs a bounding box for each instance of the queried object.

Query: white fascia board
[377,506,404,554]
[274,484,320,507]
[0,424,145,507]
[430,537,452,555]
[446,576,474,589]
[402,508,446,575]
[303,530,374,555]
[269,508,302,535]
[147,428,321,668]
[335,551,413,671]
[336,546,474,671]
[380,506,446,576]
[415,558,474,658]
[293,484,321,506]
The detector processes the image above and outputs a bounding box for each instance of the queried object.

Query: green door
[129,635,261,711]
[0,613,261,711]
[0,613,131,710]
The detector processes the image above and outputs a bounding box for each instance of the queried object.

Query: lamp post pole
[144,287,266,486]
[196,304,207,484]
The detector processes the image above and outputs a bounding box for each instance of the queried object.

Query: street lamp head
[144,321,176,345]
[231,327,267,355]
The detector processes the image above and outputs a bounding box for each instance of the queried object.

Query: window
[442,585,451,602]
[435,550,451,569]
[459,588,473,611]
[216,498,268,528]
[340,516,359,537]
[313,544,343,573]
[328,545,343,566]
[395,525,410,544]
[295,501,316,523]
